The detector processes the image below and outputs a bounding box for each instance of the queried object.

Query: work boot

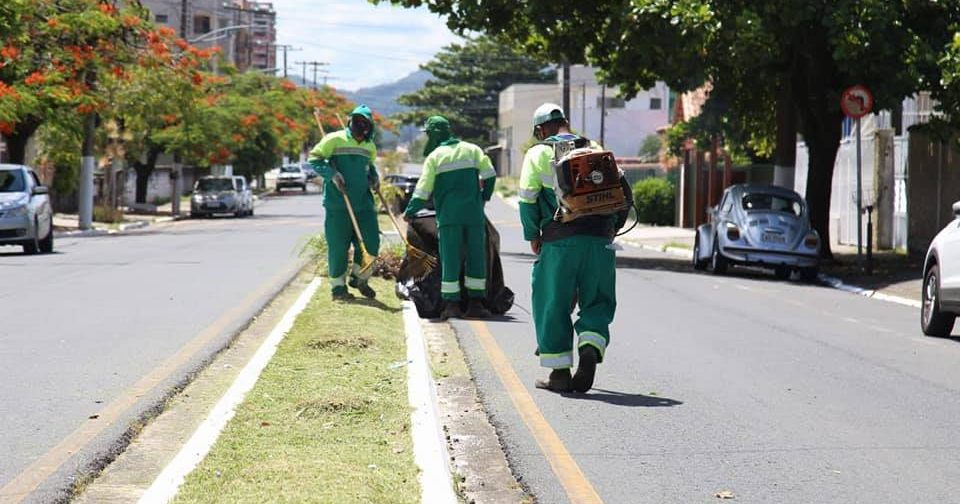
[535,369,572,393]
[439,301,463,321]
[332,290,355,302]
[571,345,600,393]
[349,278,376,299]
[464,299,492,319]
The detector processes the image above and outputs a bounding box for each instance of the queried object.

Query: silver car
[693,184,820,281]
[191,176,252,218]
[276,164,308,192]
[0,164,54,255]
[921,201,960,337]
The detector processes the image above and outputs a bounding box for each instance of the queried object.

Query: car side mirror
[32,185,49,196]
[953,201,960,218]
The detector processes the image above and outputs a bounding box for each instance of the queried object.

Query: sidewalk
[820,244,922,303]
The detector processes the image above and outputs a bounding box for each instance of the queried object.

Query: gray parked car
[191,176,253,218]
[0,164,54,255]
[693,184,820,281]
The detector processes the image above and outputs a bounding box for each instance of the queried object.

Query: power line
[294,60,330,90]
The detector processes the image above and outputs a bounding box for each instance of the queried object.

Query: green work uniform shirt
[308,129,378,213]
[405,140,497,227]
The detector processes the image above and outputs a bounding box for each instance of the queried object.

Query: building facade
[139,0,276,73]
[497,65,670,177]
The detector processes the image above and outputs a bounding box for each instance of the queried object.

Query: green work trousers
[438,224,487,301]
[325,209,379,294]
[532,235,616,369]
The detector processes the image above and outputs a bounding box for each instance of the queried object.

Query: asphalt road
[454,198,960,504]
[0,189,322,503]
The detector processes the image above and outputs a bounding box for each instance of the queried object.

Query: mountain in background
[340,70,433,117]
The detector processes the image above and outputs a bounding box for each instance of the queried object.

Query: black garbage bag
[398,210,514,319]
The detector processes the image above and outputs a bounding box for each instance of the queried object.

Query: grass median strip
[172,277,419,504]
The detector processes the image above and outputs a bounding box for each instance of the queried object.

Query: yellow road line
[0,263,304,503]
[468,320,603,504]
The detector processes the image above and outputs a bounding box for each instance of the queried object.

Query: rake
[374,188,438,281]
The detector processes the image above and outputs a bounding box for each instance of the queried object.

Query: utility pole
[273,44,299,79]
[172,0,190,218]
[299,61,328,90]
[180,0,188,39]
[562,60,571,119]
[600,84,607,147]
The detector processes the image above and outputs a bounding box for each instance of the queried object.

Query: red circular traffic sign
[840,85,874,119]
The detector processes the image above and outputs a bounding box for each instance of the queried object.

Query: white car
[276,165,307,192]
[922,201,960,336]
[0,164,54,255]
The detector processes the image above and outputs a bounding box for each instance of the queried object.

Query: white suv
[0,164,54,255]
[922,202,960,336]
[276,165,307,192]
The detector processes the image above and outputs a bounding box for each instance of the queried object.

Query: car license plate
[762,233,786,244]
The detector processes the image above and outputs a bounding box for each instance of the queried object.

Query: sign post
[840,85,874,271]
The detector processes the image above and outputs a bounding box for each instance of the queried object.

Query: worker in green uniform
[518,103,632,393]
[404,116,497,320]
[308,104,380,301]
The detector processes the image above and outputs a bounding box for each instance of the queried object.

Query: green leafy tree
[395,35,555,145]
[638,134,661,161]
[374,0,959,259]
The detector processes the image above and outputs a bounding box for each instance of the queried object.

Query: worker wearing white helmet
[518,102,631,393]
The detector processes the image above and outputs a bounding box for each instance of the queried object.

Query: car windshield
[281,166,301,173]
[196,179,235,192]
[0,170,25,193]
[742,193,803,216]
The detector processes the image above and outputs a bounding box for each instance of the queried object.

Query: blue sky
[270,0,462,91]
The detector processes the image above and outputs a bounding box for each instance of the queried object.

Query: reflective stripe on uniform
[332,147,371,158]
[441,281,460,294]
[330,274,347,287]
[540,172,555,188]
[578,331,607,358]
[518,188,539,203]
[479,167,496,179]
[539,351,573,369]
[436,158,476,174]
[464,276,486,291]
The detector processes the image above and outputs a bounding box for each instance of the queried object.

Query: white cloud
[270,0,461,91]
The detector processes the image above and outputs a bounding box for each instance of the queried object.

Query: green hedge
[632,178,676,226]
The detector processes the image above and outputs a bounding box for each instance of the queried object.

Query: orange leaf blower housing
[551,141,628,222]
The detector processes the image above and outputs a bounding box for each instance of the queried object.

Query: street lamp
[187,24,252,44]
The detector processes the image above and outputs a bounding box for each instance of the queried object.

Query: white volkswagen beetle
[693,184,820,281]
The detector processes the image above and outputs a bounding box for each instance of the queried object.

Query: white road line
[403,303,458,504]
[137,277,322,504]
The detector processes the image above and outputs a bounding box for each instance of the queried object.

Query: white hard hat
[532,102,566,127]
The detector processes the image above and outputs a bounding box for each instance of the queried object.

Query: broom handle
[374,188,413,248]
[338,183,371,257]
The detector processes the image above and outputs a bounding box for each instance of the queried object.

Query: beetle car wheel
[711,238,727,275]
[922,265,956,337]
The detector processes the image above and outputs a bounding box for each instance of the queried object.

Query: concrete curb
[402,302,458,504]
[619,237,922,309]
[138,277,323,504]
[819,274,922,308]
[53,215,186,239]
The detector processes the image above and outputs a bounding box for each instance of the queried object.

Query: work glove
[331,172,345,191]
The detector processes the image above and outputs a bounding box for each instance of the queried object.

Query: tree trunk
[803,120,842,261]
[133,147,161,204]
[2,118,41,165]
[773,74,797,188]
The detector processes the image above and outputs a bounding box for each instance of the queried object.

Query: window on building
[650,97,663,110]
[597,96,626,109]
[254,30,267,37]
[193,15,211,34]
[155,14,168,23]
